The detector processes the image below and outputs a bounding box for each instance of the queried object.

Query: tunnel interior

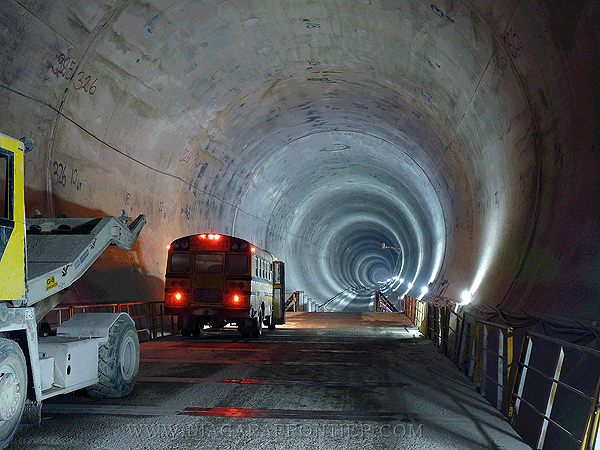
[2,0,600,326]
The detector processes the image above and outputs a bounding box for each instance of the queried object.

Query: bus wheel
[189,316,202,337]
[265,314,275,330]
[251,311,263,338]
[0,339,27,450]
[178,316,191,337]
[238,324,250,338]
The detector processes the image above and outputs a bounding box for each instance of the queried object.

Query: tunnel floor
[11,313,530,449]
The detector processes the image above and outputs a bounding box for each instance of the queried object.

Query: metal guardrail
[285,291,323,312]
[403,296,600,450]
[509,330,600,450]
[375,291,399,313]
[43,301,176,340]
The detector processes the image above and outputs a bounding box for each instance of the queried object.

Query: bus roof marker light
[251,247,256,253]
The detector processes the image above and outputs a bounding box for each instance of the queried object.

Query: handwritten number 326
[73,72,97,94]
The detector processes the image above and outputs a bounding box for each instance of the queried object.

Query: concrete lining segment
[1,0,599,323]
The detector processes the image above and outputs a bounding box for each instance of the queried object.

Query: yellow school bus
[164,233,285,337]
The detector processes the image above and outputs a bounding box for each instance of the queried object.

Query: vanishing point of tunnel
[1,0,599,325]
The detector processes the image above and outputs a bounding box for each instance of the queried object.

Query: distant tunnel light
[400,278,404,284]
[460,290,473,305]
[408,282,414,289]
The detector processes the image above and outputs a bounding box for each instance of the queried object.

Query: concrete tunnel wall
[0,0,598,325]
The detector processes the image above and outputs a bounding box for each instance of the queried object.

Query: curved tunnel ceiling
[1,0,599,324]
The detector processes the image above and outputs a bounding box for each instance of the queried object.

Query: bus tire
[178,316,191,336]
[87,317,140,398]
[238,325,250,338]
[265,315,275,330]
[189,316,202,337]
[251,310,263,338]
[0,339,27,450]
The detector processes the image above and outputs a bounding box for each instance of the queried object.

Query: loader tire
[87,316,139,398]
[0,339,27,450]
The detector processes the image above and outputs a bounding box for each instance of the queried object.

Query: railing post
[498,329,505,411]
[442,307,449,356]
[537,346,565,449]
[68,306,74,320]
[468,322,477,380]
[506,327,514,415]
[481,323,488,397]
[459,319,469,371]
[581,375,600,450]
[510,333,533,423]
[438,307,443,348]
[160,302,165,337]
[454,314,462,365]
[150,302,157,340]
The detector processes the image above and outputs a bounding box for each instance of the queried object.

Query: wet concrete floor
[10,312,531,449]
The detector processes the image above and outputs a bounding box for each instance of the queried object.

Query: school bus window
[228,254,248,274]
[0,153,8,219]
[195,253,223,273]
[170,253,190,273]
